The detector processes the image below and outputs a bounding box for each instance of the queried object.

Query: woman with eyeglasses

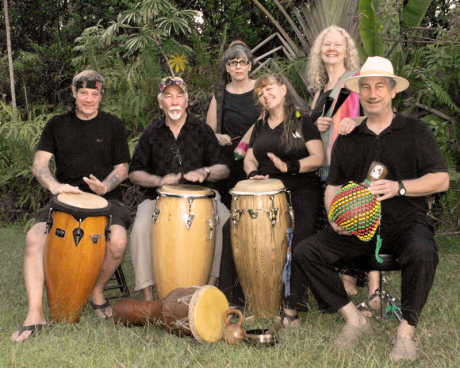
[206,41,261,209]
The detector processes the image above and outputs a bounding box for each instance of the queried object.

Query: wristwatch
[398,181,406,196]
[203,167,211,180]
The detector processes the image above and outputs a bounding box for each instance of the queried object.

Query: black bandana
[74,80,103,92]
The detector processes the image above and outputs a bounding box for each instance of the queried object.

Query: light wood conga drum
[113,286,229,343]
[230,179,293,318]
[151,185,218,300]
[44,192,111,323]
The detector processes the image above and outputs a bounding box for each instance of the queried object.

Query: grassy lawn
[0,226,459,367]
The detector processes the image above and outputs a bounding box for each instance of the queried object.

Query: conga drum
[229,179,293,318]
[44,192,111,323]
[151,185,218,299]
[113,286,229,343]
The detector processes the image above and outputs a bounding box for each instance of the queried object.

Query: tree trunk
[3,0,17,113]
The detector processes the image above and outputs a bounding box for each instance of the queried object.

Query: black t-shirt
[310,89,332,122]
[327,114,448,226]
[217,89,261,138]
[129,114,226,199]
[37,111,130,201]
[248,114,322,191]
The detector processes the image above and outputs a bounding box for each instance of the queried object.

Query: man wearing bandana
[11,70,131,342]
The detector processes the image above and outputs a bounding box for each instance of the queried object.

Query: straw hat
[344,56,409,93]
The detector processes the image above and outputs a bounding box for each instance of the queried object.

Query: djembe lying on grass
[112,285,229,343]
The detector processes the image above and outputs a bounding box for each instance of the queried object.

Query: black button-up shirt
[129,114,226,198]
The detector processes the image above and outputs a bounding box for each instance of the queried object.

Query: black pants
[292,221,438,326]
[218,184,321,310]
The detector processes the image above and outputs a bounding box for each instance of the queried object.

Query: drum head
[158,184,213,196]
[57,192,108,209]
[189,286,229,343]
[231,178,285,195]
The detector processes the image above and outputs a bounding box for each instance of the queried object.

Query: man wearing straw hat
[284,57,449,361]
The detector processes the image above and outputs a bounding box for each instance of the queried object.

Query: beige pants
[130,191,230,291]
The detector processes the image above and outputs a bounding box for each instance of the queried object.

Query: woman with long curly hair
[307,26,378,301]
[206,41,261,208]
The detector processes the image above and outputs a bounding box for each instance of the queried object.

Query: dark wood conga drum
[44,192,111,323]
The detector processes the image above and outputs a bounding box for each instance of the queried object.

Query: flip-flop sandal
[16,323,48,341]
[88,298,112,320]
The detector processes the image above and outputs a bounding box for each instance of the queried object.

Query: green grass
[0,226,459,367]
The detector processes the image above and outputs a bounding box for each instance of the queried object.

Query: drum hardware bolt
[232,210,243,227]
[104,215,113,241]
[206,219,214,240]
[212,198,220,224]
[73,220,84,246]
[264,208,279,227]
[248,209,261,219]
[45,208,54,234]
[183,213,195,230]
[152,208,161,224]
[90,234,105,244]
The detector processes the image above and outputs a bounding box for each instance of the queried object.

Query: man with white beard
[129,77,230,300]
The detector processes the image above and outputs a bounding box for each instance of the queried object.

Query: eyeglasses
[227,60,250,67]
[171,144,182,166]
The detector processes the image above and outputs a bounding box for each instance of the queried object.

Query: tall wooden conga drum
[230,179,293,317]
[44,192,111,323]
[151,185,218,300]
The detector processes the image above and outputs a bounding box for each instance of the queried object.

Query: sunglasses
[227,60,250,67]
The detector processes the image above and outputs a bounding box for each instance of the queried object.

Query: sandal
[280,311,300,328]
[88,298,112,320]
[13,321,52,342]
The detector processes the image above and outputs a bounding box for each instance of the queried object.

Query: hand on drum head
[183,169,206,183]
[83,174,108,196]
[159,173,182,186]
[49,183,82,196]
[329,220,352,236]
[249,174,269,180]
[267,153,287,173]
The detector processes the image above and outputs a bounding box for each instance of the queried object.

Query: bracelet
[203,167,211,179]
[247,170,258,179]
[286,160,300,175]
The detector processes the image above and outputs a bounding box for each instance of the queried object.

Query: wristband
[286,160,300,175]
[247,170,258,179]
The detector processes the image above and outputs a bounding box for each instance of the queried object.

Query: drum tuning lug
[264,208,279,227]
[90,234,104,244]
[73,227,84,246]
[231,209,244,227]
[206,219,214,240]
[153,208,161,224]
[45,207,54,234]
[248,209,260,219]
[183,213,195,230]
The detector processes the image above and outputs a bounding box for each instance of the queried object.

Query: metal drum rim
[229,189,286,196]
[156,191,216,199]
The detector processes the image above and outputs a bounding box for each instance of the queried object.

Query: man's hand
[315,117,333,132]
[267,153,287,172]
[183,169,206,183]
[83,174,108,196]
[329,220,352,235]
[369,179,399,201]
[249,174,269,180]
[159,173,182,186]
[216,134,232,146]
[49,183,82,196]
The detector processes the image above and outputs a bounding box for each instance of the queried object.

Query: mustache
[169,107,182,112]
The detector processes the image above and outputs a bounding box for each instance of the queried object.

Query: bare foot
[142,286,154,301]
[342,274,358,295]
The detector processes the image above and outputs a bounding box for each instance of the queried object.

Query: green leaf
[358,0,384,56]
[400,0,432,27]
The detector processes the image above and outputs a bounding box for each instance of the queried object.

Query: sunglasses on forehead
[171,144,182,166]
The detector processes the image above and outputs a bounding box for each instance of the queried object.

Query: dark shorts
[35,199,132,229]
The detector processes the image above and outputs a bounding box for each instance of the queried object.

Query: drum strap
[282,228,294,297]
